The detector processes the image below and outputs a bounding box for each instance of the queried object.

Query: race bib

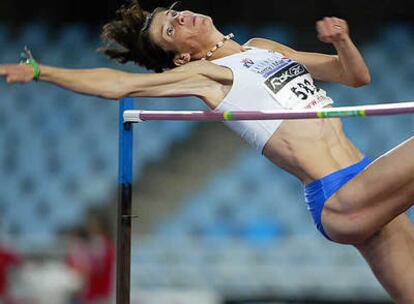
[263,61,333,110]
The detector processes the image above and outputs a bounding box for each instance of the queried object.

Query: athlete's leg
[322,136,414,243]
[355,213,414,303]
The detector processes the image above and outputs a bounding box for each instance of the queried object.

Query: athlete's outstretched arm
[247,17,371,88]
[0,60,225,100]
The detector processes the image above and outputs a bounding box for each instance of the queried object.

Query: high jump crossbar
[116,99,414,304]
[124,101,414,122]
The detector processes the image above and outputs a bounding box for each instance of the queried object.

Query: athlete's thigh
[335,137,414,218]
[320,137,414,242]
[354,214,414,300]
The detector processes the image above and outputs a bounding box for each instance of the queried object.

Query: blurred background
[0,0,413,303]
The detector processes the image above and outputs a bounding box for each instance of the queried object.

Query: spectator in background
[82,210,115,304]
[0,244,21,303]
[19,253,82,304]
[64,226,91,304]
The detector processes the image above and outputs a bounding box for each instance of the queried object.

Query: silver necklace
[202,33,235,60]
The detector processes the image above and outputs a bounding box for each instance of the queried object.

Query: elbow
[99,91,124,100]
[111,91,128,100]
[97,88,128,100]
[108,95,123,101]
[105,81,132,100]
[350,72,371,88]
[357,72,371,87]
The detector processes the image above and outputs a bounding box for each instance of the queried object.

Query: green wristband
[27,58,40,81]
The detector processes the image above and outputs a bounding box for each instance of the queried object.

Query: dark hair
[99,1,177,73]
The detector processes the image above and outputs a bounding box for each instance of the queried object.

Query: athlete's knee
[328,224,372,245]
[322,202,373,245]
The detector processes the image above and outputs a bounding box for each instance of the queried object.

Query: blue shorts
[304,157,371,240]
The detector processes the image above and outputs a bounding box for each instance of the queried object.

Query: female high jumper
[1,1,413,302]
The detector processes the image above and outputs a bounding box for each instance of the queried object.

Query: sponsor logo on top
[241,58,254,69]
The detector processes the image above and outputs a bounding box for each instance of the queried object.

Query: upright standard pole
[117,97,134,304]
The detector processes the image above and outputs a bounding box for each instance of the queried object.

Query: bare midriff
[263,117,364,185]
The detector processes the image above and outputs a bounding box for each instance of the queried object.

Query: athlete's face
[149,8,217,63]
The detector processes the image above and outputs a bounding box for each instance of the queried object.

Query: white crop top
[212,47,334,153]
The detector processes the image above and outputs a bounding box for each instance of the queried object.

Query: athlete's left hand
[316,17,350,44]
[0,64,35,84]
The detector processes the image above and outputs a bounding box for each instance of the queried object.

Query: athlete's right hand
[316,17,350,45]
[0,64,35,84]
